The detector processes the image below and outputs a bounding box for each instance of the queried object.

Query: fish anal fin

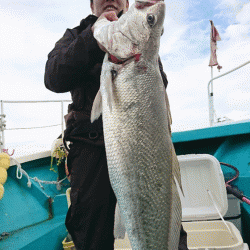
[91,89,102,123]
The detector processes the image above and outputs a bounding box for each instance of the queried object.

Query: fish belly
[102,59,182,249]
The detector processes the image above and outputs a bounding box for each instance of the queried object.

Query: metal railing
[0,100,71,152]
[208,60,250,126]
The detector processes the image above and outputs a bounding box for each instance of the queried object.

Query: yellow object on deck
[0,152,10,199]
[66,187,71,208]
[62,237,76,250]
[0,167,7,184]
[0,153,10,170]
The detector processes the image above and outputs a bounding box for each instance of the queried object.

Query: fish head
[131,0,165,59]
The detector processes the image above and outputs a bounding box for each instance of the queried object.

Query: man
[45,0,188,249]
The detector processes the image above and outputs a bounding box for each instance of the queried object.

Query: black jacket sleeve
[45,22,105,93]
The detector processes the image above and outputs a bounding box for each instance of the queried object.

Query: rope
[11,157,67,191]
[7,124,61,131]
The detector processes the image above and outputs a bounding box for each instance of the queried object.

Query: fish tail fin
[91,89,102,123]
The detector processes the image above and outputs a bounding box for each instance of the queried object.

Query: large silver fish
[91,1,183,249]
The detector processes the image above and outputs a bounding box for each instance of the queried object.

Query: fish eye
[147,14,156,27]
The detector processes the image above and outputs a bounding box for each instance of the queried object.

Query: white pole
[209,67,214,126]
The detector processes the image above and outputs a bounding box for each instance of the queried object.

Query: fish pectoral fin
[91,89,102,123]
[105,69,115,113]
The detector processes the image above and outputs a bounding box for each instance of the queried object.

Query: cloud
[236,2,250,24]
[215,0,249,24]
[224,24,250,42]
[160,24,189,57]
[227,89,250,109]
[0,2,76,101]
[0,7,66,61]
[226,110,250,121]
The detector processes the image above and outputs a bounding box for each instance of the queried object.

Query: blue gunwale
[172,120,250,143]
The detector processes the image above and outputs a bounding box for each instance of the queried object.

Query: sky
[0,0,250,156]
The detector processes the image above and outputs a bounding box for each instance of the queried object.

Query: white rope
[12,157,32,187]
[207,190,234,239]
[11,157,67,190]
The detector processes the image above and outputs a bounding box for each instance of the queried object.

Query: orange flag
[209,20,222,71]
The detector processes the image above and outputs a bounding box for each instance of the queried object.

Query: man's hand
[101,11,119,22]
[92,11,118,52]
[92,11,118,33]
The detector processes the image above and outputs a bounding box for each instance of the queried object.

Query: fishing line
[207,190,234,239]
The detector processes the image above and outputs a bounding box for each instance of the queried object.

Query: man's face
[91,0,129,17]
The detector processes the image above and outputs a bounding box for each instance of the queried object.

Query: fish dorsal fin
[91,89,102,123]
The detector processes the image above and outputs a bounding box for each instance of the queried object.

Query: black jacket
[45,15,168,146]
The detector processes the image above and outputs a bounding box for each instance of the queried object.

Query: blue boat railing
[208,60,250,126]
[0,100,71,153]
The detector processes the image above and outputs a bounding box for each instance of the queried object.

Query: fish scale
[91,1,182,249]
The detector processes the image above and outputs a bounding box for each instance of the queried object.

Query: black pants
[65,142,188,250]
